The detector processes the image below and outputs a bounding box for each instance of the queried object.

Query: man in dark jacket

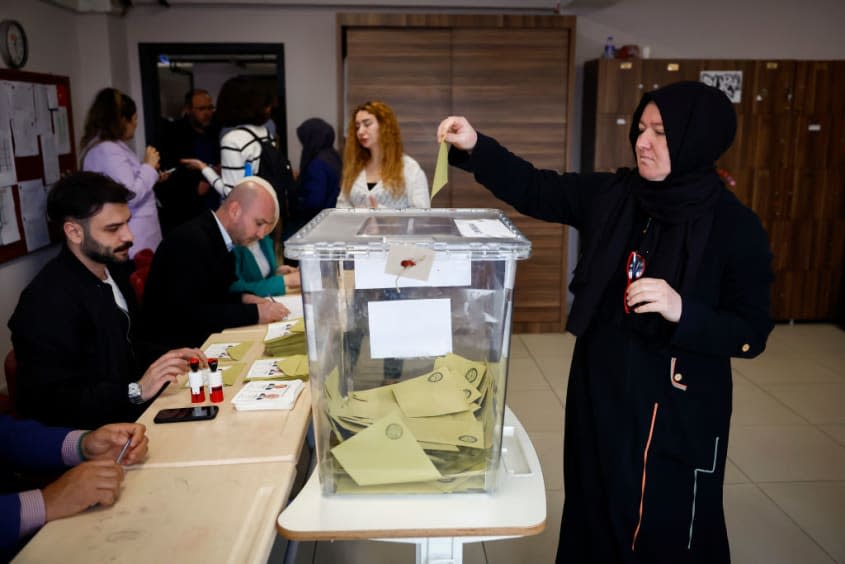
[141,177,290,350]
[156,89,221,233]
[0,416,147,561]
[8,172,202,429]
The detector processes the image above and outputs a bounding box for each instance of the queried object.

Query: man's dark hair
[184,88,210,108]
[215,77,272,127]
[47,171,135,224]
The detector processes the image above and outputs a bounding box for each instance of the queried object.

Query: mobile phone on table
[153,405,218,424]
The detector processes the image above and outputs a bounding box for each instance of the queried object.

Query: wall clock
[0,20,28,69]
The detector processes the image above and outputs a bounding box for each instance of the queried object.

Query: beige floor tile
[506,357,551,392]
[764,383,845,424]
[728,425,845,482]
[725,484,835,564]
[820,425,845,447]
[534,355,570,404]
[733,351,844,386]
[731,376,806,425]
[519,333,576,359]
[760,481,845,564]
[484,489,563,564]
[506,390,564,433]
[724,458,751,484]
[526,431,564,491]
[509,335,530,359]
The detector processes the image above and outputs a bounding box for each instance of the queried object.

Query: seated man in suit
[8,172,204,429]
[141,177,290,349]
[0,416,147,561]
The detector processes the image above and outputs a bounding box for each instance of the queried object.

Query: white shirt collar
[211,211,233,252]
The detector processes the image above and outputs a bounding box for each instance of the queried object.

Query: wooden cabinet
[340,14,576,332]
[582,58,845,321]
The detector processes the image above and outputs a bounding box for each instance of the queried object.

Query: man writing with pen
[1,417,148,560]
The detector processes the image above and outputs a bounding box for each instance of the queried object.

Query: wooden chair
[0,349,17,415]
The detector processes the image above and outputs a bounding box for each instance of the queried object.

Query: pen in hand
[115,437,132,464]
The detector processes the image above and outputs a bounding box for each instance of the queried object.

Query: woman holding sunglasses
[438,81,773,564]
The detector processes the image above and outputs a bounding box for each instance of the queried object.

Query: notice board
[0,69,76,265]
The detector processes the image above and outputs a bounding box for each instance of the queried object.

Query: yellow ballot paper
[331,411,442,486]
[225,341,252,361]
[434,353,487,390]
[406,410,485,449]
[392,367,474,417]
[431,141,449,199]
[276,354,310,378]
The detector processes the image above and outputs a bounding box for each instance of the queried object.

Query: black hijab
[567,81,736,337]
[296,118,342,181]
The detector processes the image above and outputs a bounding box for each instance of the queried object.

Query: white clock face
[1,20,27,68]
[6,25,25,64]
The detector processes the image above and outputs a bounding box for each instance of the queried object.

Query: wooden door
[341,15,576,332]
[451,27,572,332]
[343,28,451,195]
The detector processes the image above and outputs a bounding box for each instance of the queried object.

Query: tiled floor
[277,323,845,563]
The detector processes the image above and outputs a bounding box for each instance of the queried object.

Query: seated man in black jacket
[141,177,290,350]
[8,172,203,429]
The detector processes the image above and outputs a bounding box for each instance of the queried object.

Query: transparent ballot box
[284,209,531,495]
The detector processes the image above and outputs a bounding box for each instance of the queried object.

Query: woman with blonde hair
[337,100,429,209]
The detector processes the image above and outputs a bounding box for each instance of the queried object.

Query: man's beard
[81,235,132,265]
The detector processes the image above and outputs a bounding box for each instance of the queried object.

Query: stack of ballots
[244,355,309,382]
[231,379,304,411]
[326,353,496,493]
[264,318,307,358]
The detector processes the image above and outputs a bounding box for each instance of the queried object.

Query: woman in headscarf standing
[337,100,429,209]
[289,117,342,234]
[438,81,773,564]
[81,88,165,257]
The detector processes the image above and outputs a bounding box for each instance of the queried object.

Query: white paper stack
[231,380,304,411]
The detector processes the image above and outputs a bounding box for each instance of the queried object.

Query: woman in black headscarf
[438,81,773,563]
[291,117,342,233]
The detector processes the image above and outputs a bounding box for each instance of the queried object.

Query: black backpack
[237,127,297,220]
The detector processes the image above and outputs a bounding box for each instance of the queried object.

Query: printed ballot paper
[231,380,304,411]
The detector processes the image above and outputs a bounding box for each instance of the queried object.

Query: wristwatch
[128,382,144,404]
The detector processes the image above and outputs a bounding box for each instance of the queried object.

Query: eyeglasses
[624,251,646,314]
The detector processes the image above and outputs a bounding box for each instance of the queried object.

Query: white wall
[1,0,844,388]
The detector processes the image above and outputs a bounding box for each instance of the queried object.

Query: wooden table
[15,461,296,564]
[277,407,545,564]
[15,324,312,564]
[133,328,310,467]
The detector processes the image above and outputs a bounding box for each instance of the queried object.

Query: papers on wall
[17,179,49,251]
[231,379,304,411]
[8,82,38,157]
[0,128,16,187]
[52,107,71,155]
[33,85,52,135]
[0,185,21,245]
[367,298,452,359]
[40,134,60,185]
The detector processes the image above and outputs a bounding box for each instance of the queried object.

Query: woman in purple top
[81,88,166,257]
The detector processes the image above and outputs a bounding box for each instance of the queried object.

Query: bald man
[141,177,290,349]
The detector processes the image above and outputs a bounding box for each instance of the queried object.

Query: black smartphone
[153,406,219,424]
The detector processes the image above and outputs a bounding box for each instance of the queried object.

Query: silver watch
[128,382,144,404]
